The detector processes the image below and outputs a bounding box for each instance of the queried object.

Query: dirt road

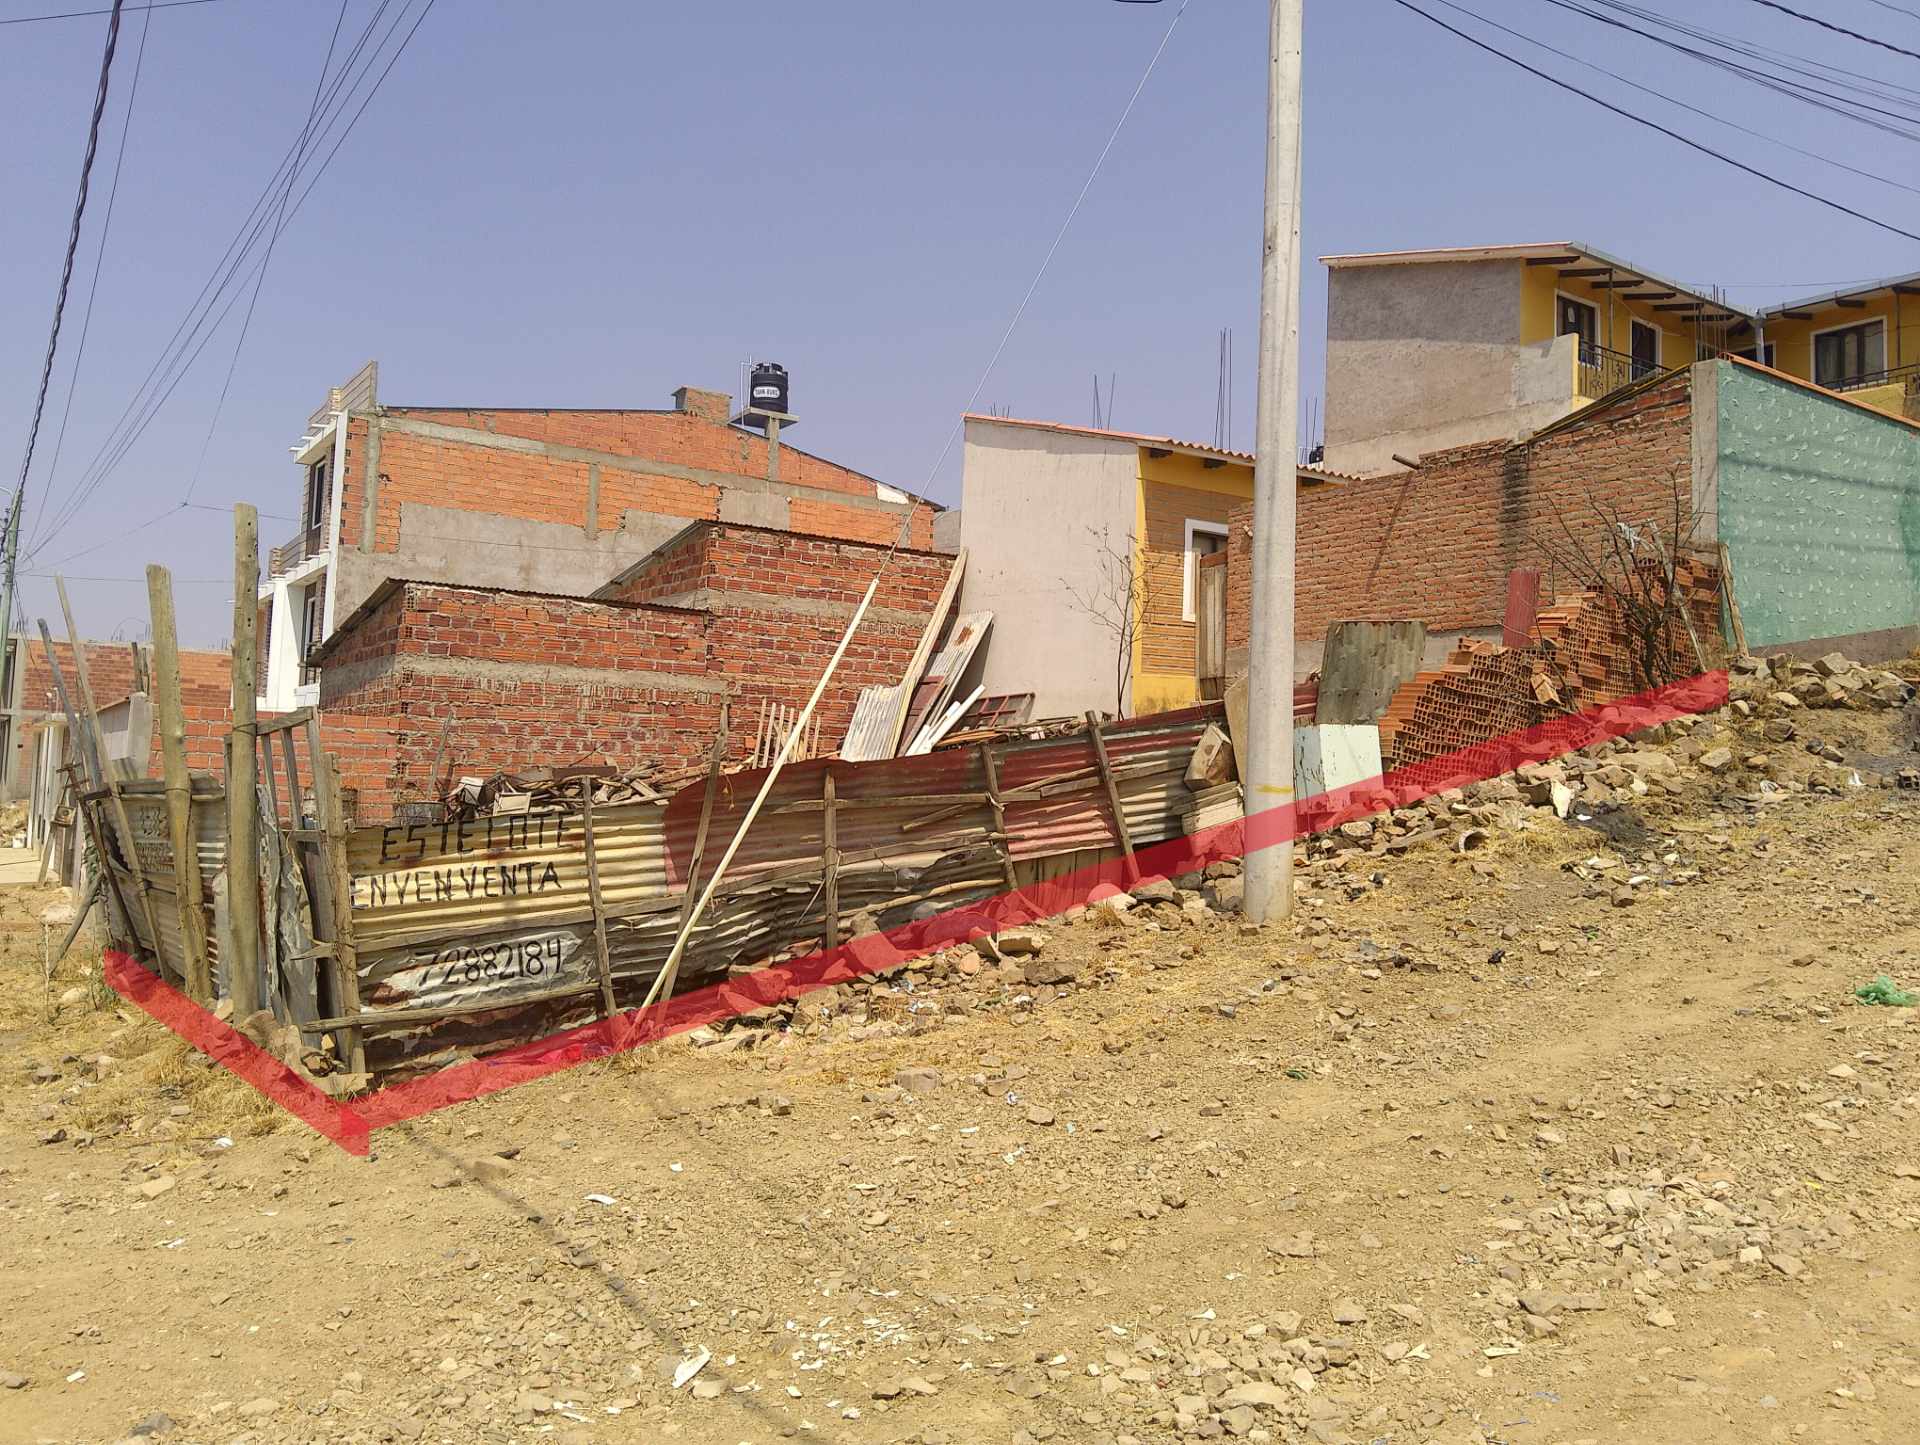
[4,702,1919,1445]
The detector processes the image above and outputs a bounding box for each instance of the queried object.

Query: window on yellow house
[1813,320,1885,389]
[1182,521,1228,622]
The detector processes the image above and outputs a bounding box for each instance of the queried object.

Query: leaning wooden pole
[637,577,879,1014]
[227,504,263,1017]
[146,565,213,1001]
[55,578,170,974]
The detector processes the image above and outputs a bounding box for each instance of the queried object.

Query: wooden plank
[227,505,263,1016]
[678,704,729,931]
[255,708,315,735]
[884,547,966,756]
[1085,712,1141,886]
[1716,543,1749,656]
[580,788,619,1018]
[307,723,365,1074]
[979,743,1019,893]
[55,579,172,977]
[146,566,212,1000]
[822,770,840,950]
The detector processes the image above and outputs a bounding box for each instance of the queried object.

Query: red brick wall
[15,638,142,722]
[331,406,940,553]
[606,523,955,754]
[317,582,722,800]
[1227,374,1695,653]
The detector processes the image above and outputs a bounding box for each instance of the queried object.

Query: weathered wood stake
[228,504,264,1017]
[146,565,212,1000]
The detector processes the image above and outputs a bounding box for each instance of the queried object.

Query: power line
[1536,0,1920,142]
[1388,0,1920,244]
[0,0,223,23]
[1737,0,1920,63]
[1427,0,1920,199]
[30,0,436,559]
[11,0,127,505]
[917,0,1193,494]
[34,0,408,550]
[183,0,353,506]
[30,0,153,549]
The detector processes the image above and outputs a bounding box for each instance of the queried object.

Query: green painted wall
[1716,361,1920,649]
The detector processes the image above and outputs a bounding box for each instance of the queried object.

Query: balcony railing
[269,522,328,578]
[1575,341,1660,401]
[1824,360,1920,396]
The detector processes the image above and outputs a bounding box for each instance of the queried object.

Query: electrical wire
[183,0,353,506]
[1737,0,1920,63]
[11,0,127,510]
[1532,0,1920,143]
[916,0,1194,497]
[29,0,436,560]
[1389,0,1920,244]
[1427,0,1920,198]
[28,0,153,550]
[0,0,223,24]
[32,0,409,551]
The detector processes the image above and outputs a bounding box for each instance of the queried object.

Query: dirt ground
[4,694,1919,1445]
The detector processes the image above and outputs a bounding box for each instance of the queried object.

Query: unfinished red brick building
[259,362,946,714]
[305,524,957,813]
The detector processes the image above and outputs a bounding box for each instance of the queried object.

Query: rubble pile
[676,650,1918,1060]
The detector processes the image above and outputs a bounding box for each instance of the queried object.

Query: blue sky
[4,0,1918,644]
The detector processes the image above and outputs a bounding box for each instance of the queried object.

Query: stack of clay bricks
[1378,557,1721,769]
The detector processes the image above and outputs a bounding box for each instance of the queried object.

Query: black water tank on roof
[749,362,790,415]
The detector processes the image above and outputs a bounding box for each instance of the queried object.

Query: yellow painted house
[957,416,1338,720]
[1322,242,1920,476]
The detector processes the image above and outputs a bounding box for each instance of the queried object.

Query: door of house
[1631,319,1659,378]
[1195,551,1227,701]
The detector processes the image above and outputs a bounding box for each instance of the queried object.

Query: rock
[1768,691,1803,710]
[1762,719,1797,743]
[135,1175,177,1200]
[1220,1381,1290,1409]
[1131,876,1178,904]
[1812,651,1851,676]
[1205,876,1244,913]
[871,1381,904,1400]
[1698,747,1734,773]
[1647,1308,1677,1329]
[1330,1299,1367,1325]
[129,1413,176,1436]
[1,1372,28,1390]
[1770,1253,1807,1278]
[994,928,1048,957]
[1611,886,1636,908]
[893,1066,943,1095]
[691,1378,725,1400]
[1025,1106,1056,1126]
[900,1376,939,1396]
[235,1398,280,1419]
[1023,957,1079,987]
[465,1154,515,1185]
[1519,1288,1563,1317]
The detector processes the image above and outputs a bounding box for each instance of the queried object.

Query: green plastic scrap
[1853,975,1918,1007]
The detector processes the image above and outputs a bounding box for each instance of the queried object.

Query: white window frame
[1182,519,1230,623]
[1810,316,1886,388]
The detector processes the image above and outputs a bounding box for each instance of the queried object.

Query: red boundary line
[105,671,1727,1154]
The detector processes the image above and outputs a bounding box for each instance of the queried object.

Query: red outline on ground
[106,671,1728,1155]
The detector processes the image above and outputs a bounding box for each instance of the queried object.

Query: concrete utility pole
[1243,0,1303,926]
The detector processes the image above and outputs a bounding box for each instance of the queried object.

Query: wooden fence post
[677,702,729,931]
[1085,712,1141,887]
[54,579,171,978]
[821,770,840,949]
[306,731,365,1075]
[580,788,618,1018]
[146,565,212,1001]
[979,743,1019,893]
[228,504,263,1016]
